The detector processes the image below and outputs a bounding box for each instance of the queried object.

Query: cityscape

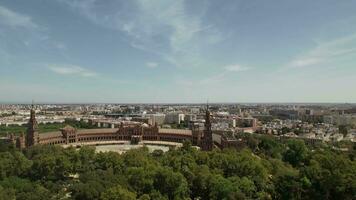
[1,103,356,147]
[1,0,356,200]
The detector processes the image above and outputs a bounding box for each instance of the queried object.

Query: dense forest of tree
[0,135,355,200]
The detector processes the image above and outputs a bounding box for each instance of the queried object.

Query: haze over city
[1,0,356,103]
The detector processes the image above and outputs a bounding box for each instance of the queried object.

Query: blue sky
[0,0,356,103]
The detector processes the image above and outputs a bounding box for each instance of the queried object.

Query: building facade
[14,107,215,150]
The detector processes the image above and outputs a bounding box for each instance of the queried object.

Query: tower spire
[202,101,213,151]
[26,100,39,147]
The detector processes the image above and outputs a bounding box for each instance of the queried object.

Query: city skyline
[1,0,356,103]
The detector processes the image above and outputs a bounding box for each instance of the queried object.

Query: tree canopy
[0,136,355,200]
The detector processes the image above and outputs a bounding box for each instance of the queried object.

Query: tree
[138,194,151,200]
[126,167,154,196]
[31,152,72,180]
[245,135,259,151]
[208,175,237,200]
[0,131,355,200]
[0,186,15,200]
[0,177,55,200]
[0,152,17,179]
[71,181,105,200]
[101,185,136,200]
[339,125,348,137]
[283,139,308,167]
[153,167,188,200]
[258,136,284,159]
[0,151,31,179]
[301,150,356,199]
[95,152,124,173]
[273,173,306,200]
[229,176,256,198]
[191,165,211,199]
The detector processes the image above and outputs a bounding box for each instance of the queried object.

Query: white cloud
[289,58,321,68]
[224,64,251,72]
[58,0,221,68]
[54,42,67,50]
[200,64,251,84]
[178,63,251,86]
[0,5,38,29]
[146,62,158,68]
[48,65,97,77]
[288,33,356,68]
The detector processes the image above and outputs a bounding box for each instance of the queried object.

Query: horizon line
[0,101,356,105]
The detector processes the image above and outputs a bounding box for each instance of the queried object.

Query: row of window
[41,134,194,145]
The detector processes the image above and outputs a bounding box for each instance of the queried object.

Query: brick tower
[202,104,213,151]
[26,103,39,147]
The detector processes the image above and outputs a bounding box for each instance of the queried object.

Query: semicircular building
[14,106,214,150]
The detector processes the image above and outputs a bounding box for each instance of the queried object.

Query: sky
[0,0,356,103]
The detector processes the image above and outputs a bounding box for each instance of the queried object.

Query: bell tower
[26,102,39,147]
[202,103,213,151]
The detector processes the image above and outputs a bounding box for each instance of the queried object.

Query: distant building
[8,106,250,152]
[184,114,197,122]
[132,117,151,125]
[324,114,356,126]
[165,112,185,124]
[236,117,258,129]
[270,109,299,120]
[144,113,166,126]
[305,109,314,115]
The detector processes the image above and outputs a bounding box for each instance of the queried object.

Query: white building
[144,114,166,126]
[165,112,185,124]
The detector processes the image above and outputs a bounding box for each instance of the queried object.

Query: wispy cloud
[289,58,321,68]
[0,4,68,66]
[48,65,97,77]
[146,62,158,68]
[58,0,222,68]
[0,5,38,29]
[200,64,251,84]
[178,63,251,86]
[225,64,251,72]
[288,33,356,68]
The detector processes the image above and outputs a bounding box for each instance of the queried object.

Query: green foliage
[0,140,15,152]
[0,151,31,179]
[138,194,151,200]
[339,125,349,136]
[100,185,136,200]
[0,125,26,136]
[0,185,15,200]
[126,167,154,196]
[208,175,236,200]
[258,136,284,159]
[300,150,356,199]
[0,138,355,200]
[283,139,308,167]
[0,177,54,200]
[153,167,188,199]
